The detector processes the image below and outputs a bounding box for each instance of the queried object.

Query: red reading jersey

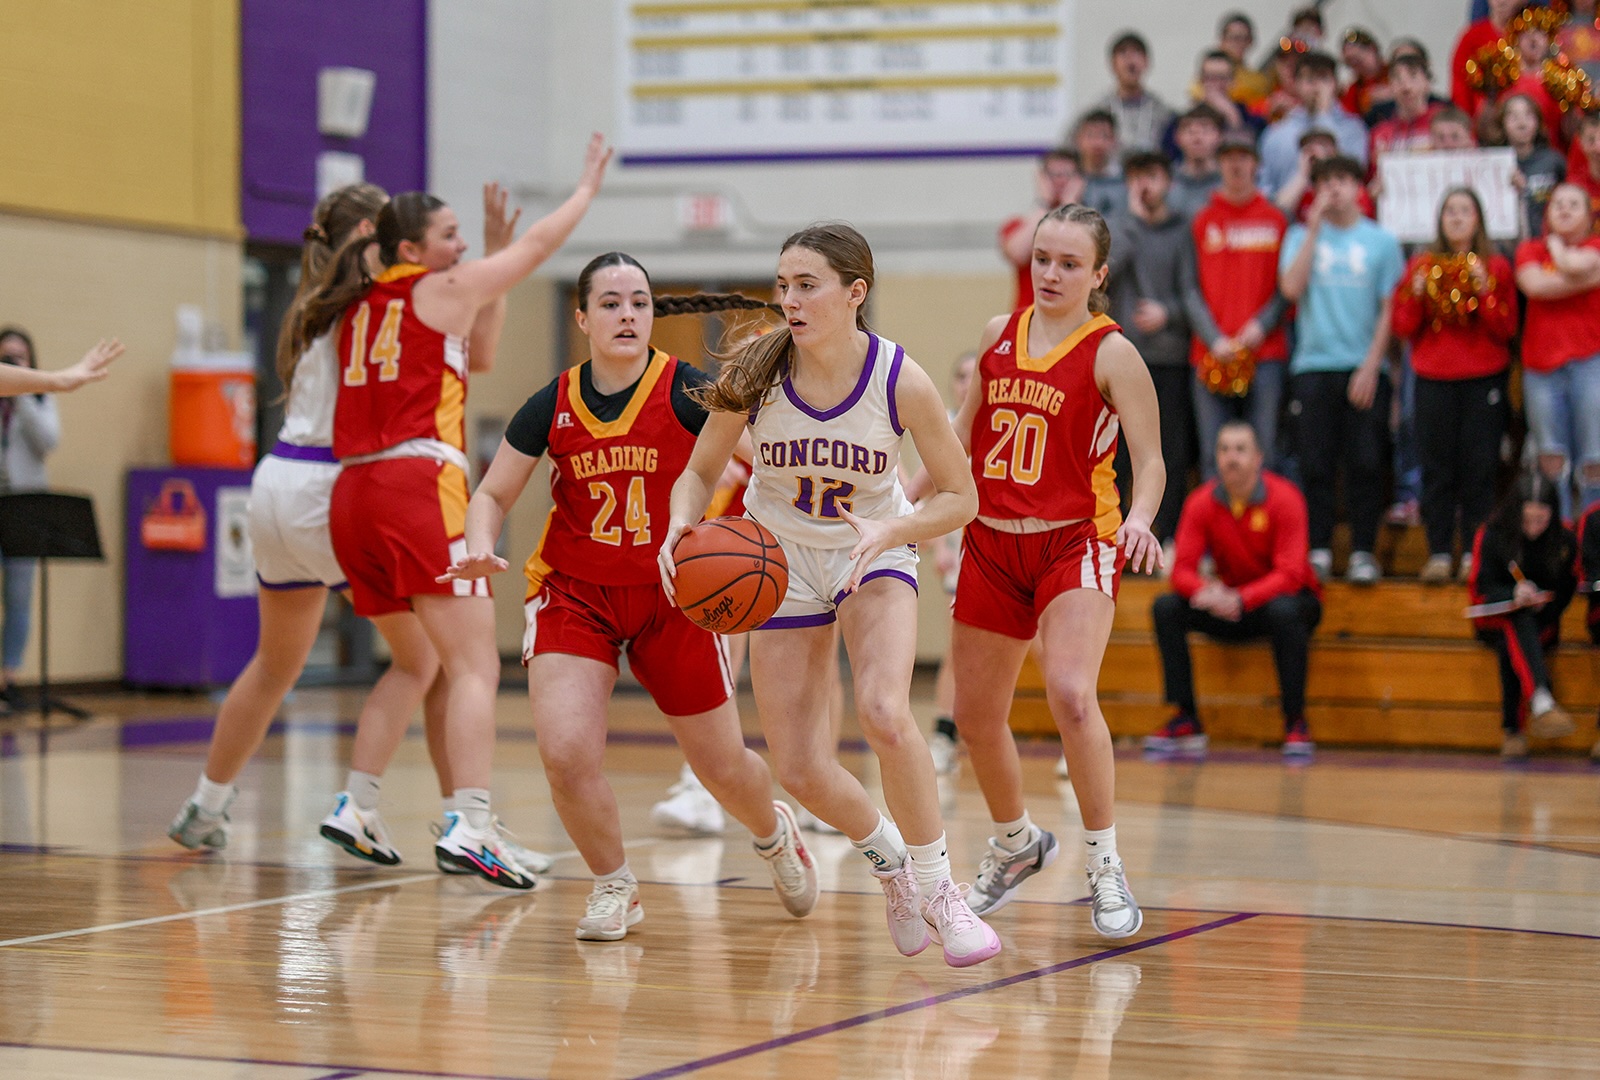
[971,308,1123,537]
[524,350,697,596]
[333,264,468,460]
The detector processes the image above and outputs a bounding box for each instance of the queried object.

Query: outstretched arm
[437,439,542,582]
[466,182,522,374]
[0,339,123,397]
[658,408,746,601]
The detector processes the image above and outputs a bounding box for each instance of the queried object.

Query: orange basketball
[672,517,789,635]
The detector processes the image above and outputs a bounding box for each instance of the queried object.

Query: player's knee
[1046,673,1097,727]
[853,693,911,747]
[773,757,829,804]
[538,734,601,784]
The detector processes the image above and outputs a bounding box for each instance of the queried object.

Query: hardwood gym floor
[1,682,1598,1078]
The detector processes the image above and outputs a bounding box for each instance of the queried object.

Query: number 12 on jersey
[793,476,855,518]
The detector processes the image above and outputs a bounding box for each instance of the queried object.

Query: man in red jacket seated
[1144,420,1323,759]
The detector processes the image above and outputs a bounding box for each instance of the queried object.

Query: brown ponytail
[694,221,875,414]
[274,183,388,391]
[1035,203,1113,316]
[281,190,445,385]
[653,292,779,319]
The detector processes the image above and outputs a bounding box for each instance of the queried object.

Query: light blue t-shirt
[1280,218,1404,375]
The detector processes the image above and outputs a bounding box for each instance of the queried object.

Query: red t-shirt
[1341,72,1388,119]
[1189,192,1290,364]
[1515,236,1600,372]
[998,216,1034,309]
[1391,252,1517,380]
[1170,472,1321,611]
[1369,105,1443,165]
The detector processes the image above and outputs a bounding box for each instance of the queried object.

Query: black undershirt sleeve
[503,377,561,459]
[672,363,713,435]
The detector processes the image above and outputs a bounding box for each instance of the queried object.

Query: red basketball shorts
[522,570,734,717]
[329,457,489,618]
[952,518,1124,640]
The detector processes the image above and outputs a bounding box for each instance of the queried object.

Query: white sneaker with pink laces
[873,861,930,956]
[920,879,1002,968]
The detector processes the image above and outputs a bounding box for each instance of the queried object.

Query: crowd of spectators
[997,5,1600,757]
[1000,4,1600,584]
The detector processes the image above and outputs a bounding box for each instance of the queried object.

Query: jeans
[1115,365,1196,542]
[1415,373,1508,556]
[1,556,35,673]
[1522,351,1600,520]
[1192,361,1287,479]
[1152,589,1322,725]
[1392,349,1421,504]
[1476,605,1564,733]
[1289,369,1392,552]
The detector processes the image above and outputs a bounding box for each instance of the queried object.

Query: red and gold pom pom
[1465,41,1521,93]
[1198,345,1257,398]
[1419,253,1492,333]
[1509,5,1570,37]
[1543,54,1596,112]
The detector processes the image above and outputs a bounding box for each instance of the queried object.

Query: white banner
[616,0,1073,164]
[1375,148,1521,243]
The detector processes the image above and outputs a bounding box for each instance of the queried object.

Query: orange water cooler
[169,352,256,468]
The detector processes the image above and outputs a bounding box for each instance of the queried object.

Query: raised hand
[578,132,614,196]
[55,338,124,392]
[482,182,522,256]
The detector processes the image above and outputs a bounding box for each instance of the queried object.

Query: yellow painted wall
[0,0,239,236]
[0,211,241,681]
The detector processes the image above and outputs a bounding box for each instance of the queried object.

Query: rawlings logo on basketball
[673,517,790,635]
[698,593,740,632]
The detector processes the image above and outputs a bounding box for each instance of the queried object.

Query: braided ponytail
[653,292,779,318]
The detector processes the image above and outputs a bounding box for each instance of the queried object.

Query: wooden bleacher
[1012,576,1600,753]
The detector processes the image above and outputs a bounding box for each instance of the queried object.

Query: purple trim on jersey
[269,441,338,464]
[782,334,878,421]
[886,344,906,435]
[257,575,340,591]
[833,568,919,606]
[756,611,837,631]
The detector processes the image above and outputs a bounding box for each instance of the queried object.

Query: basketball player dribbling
[287,135,611,889]
[438,252,818,940]
[944,204,1164,937]
[659,222,1002,968]
[168,184,545,876]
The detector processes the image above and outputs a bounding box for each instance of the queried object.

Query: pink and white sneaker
[873,862,930,956]
[920,879,1002,968]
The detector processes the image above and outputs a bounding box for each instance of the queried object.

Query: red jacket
[1171,472,1321,612]
[1190,192,1289,364]
[1391,252,1517,380]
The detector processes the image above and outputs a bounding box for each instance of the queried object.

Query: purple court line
[0,1041,518,1080]
[625,912,1257,1080]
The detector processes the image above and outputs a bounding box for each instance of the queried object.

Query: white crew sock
[194,774,235,816]
[1085,824,1118,873]
[994,811,1037,854]
[454,787,492,830]
[852,813,907,872]
[907,834,952,895]
[346,770,381,812]
[597,860,634,884]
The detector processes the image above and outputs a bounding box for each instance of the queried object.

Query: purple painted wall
[240,0,427,245]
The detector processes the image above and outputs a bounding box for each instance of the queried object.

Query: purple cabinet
[124,468,259,688]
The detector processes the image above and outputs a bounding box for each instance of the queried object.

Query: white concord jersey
[277,330,339,447]
[743,332,915,549]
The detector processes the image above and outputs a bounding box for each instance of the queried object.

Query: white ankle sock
[454,788,491,830]
[1085,824,1118,873]
[906,834,952,895]
[597,861,634,884]
[754,809,785,850]
[194,774,234,816]
[994,811,1036,853]
[441,794,460,817]
[346,770,381,812]
[852,813,906,871]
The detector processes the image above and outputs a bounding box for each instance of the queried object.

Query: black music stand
[0,492,103,721]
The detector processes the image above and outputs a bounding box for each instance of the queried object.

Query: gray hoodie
[1106,209,1198,368]
[1,393,59,492]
